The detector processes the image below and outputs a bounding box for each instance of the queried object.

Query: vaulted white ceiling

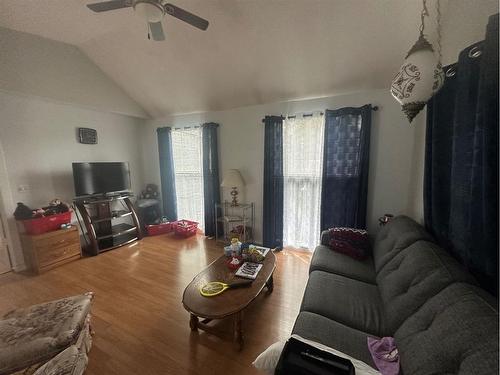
[0,0,497,118]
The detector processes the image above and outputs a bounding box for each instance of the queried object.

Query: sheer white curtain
[171,128,205,229]
[283,115,325,250]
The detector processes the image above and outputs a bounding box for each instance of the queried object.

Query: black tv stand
[74,193,143,255]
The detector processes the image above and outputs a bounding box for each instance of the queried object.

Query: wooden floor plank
[0,234,311,375]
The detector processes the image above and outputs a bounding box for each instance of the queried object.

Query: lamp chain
[436,0,442,65]
[419,0,429,37]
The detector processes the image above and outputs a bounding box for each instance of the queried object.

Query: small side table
[215,201,255,243]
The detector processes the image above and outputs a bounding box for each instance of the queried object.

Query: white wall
[142,89,420,243]
[441,0,499,65]
[0,91,145,270]
[405,112,427,224]
[0,27,148,119]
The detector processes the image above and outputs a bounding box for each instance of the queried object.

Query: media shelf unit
[74,194,143,255]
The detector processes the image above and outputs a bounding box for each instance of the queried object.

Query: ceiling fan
[86,0,209,41]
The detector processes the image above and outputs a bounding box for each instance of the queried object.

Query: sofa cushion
[292,311,377,368]
[376,240,477,333]
[301,271,386,336]
[310,245,376,284]
[395,283,499,375]
[372,215,433,272]
[0,293,93,375]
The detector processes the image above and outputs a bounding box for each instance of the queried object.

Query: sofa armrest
[320,230,330,246]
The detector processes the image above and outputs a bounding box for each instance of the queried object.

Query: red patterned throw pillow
[328,227,369,260]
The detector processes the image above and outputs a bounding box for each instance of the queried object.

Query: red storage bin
[146,222,173,236]
[22,211,72,235]
[173,220,198,237]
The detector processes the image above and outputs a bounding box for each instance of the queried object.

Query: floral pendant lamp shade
[391,0,444,122]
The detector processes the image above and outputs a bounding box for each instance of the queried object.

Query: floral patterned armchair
[0,293,94,375]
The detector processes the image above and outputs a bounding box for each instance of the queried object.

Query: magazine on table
[235,262,263,280]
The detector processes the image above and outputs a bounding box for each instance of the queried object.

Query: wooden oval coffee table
[182,251,276,350]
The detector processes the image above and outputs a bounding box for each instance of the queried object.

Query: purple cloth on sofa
[367,337,400,375]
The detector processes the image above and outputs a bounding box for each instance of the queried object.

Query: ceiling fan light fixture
[133,0,164,23]
[86,0,210,36]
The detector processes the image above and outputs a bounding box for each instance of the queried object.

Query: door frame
[0,207,13,274]
[0,140,15,272]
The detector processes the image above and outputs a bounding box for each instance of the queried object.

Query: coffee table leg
[190,314,199,331]
[266,274,274,293]
[233,311,244,350]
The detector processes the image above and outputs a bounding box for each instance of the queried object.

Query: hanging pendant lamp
[391,0,444,122]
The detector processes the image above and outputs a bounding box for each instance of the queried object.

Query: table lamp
[221,169,245,206]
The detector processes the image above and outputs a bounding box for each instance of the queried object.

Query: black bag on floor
[275,337,355,375]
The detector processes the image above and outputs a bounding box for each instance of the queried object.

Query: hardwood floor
[0,233,311,374]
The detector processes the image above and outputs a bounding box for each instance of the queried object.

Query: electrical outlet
[17,185,30,193]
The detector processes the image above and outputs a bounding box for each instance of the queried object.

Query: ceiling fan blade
[164,3,209,31]
[149,22,166,41]
[87,0,132,12]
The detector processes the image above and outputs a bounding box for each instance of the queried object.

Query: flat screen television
[72,162,131,197]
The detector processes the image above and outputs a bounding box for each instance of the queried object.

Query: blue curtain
[424,14,498,295]
[320,105,372,230]
[157,127,178,221]
[202,122,221,237]
[262,116,284,248]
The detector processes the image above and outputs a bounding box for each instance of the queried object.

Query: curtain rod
[284,111,324,120]
[172,122,219,130]
[261,105,379,123]
[173,125,201,130]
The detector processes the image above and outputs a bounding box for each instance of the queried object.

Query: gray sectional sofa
[292,215,499,374]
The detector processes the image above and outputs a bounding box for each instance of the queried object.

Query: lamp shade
[221,169,245,188]
[391,35,444,122]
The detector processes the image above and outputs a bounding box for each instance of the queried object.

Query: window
[171,128,205,229]
[282,115,324,250]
